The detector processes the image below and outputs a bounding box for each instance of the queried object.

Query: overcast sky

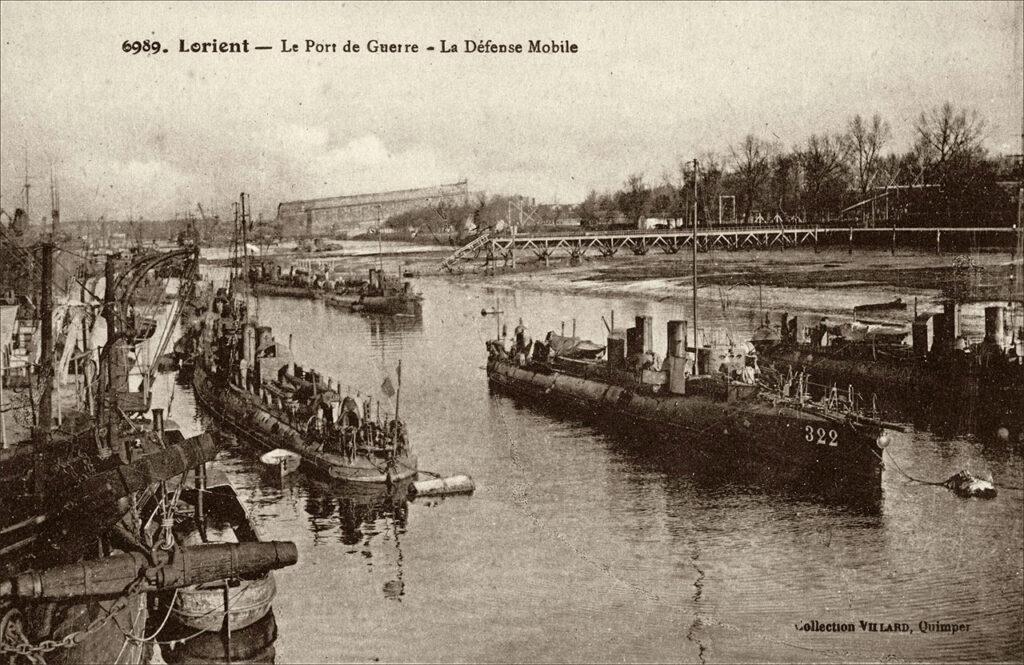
[1,1,1021,222]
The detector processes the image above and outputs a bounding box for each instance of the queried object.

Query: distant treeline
[383,194,572,242]
[388,102,1021,238]
[584,103,1021,228]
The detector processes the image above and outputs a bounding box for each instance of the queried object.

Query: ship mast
[692,158,699,355]
[240,192,251,304]
[99,255,118,460]
[23,148,31,222]
[377,204,384,273]
[49,166,60,238]
[33,241,54,496]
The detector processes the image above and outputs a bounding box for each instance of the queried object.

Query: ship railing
[762,368,881,421]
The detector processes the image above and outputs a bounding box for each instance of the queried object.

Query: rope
[880,449,947,486]
[878,448,1024,492]
[133,588,180,643]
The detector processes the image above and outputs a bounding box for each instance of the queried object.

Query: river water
[153,276,1023,663]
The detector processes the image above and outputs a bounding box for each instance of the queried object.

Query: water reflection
[303,478,411,602]
[364,310,423,342]
[488,387,884,515]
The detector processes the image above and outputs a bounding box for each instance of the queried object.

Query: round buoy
[996,427,1010,442]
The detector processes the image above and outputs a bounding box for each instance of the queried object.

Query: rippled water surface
[157,276,1023,663]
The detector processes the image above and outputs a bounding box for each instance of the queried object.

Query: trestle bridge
[440,225,1018,271]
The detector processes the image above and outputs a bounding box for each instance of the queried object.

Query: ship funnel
[912,314,933,359]
[984,306,1005,348]
[626,315,652,358]
[944,300,961,339]
[666,320,688,395]
[606,330,626,369]
[667,320,687,358]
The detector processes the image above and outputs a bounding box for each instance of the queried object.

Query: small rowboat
[852,298,906,313]
[260,448,302,480]
[170,474,277,633]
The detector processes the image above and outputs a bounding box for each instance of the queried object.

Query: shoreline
[439,247,1020,322]
[229,244,1020,327]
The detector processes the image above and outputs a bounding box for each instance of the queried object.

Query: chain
[0,573,148,661]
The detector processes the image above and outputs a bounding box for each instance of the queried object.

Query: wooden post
[223,582,232,663]
[393,360,401,456]
[936,229,941,255]
[848,223,853,255]
[196,462,207,542]
[891,222,896,256]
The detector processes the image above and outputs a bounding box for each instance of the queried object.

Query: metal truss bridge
[441,225,1018,270]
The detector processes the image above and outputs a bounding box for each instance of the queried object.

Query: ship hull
[252,282,321,299]
[192,366,417,484]
[352,295,422,316]
[757,345,1023,440]
[1,595,150,665]
[486,359,884,491]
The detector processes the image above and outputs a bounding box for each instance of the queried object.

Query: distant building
[276,181,470,237]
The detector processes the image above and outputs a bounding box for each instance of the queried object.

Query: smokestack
[667,320,687,358]
[943,300,961,341]
[606,330,626,369]
[985,306,1006,348]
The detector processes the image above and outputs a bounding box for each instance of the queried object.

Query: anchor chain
[0,572,149,663]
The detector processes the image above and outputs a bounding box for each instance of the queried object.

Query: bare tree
[913,102,985,182]
[576,190,602,227]
[844,113,891,196]
[697,151,725,223]
[800,133,849,214]
[616,173,651,227]
[729,134,775,222]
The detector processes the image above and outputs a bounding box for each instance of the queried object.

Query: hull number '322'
[805,426,839,447]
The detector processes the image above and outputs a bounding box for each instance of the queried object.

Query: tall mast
[392,360,402,453]
[240,192,250,302]
[231,201,240,284]
[692,158,699,354]
[100,255,117,459]
[1,308,6,448]
[377,204,384,273]
[34,242,54,495]
[23,148,31,221]
[49,165,60,238]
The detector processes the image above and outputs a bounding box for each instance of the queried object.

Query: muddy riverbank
[243,244,1019,325]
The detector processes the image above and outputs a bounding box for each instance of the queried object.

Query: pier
[442,225,1019,270]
